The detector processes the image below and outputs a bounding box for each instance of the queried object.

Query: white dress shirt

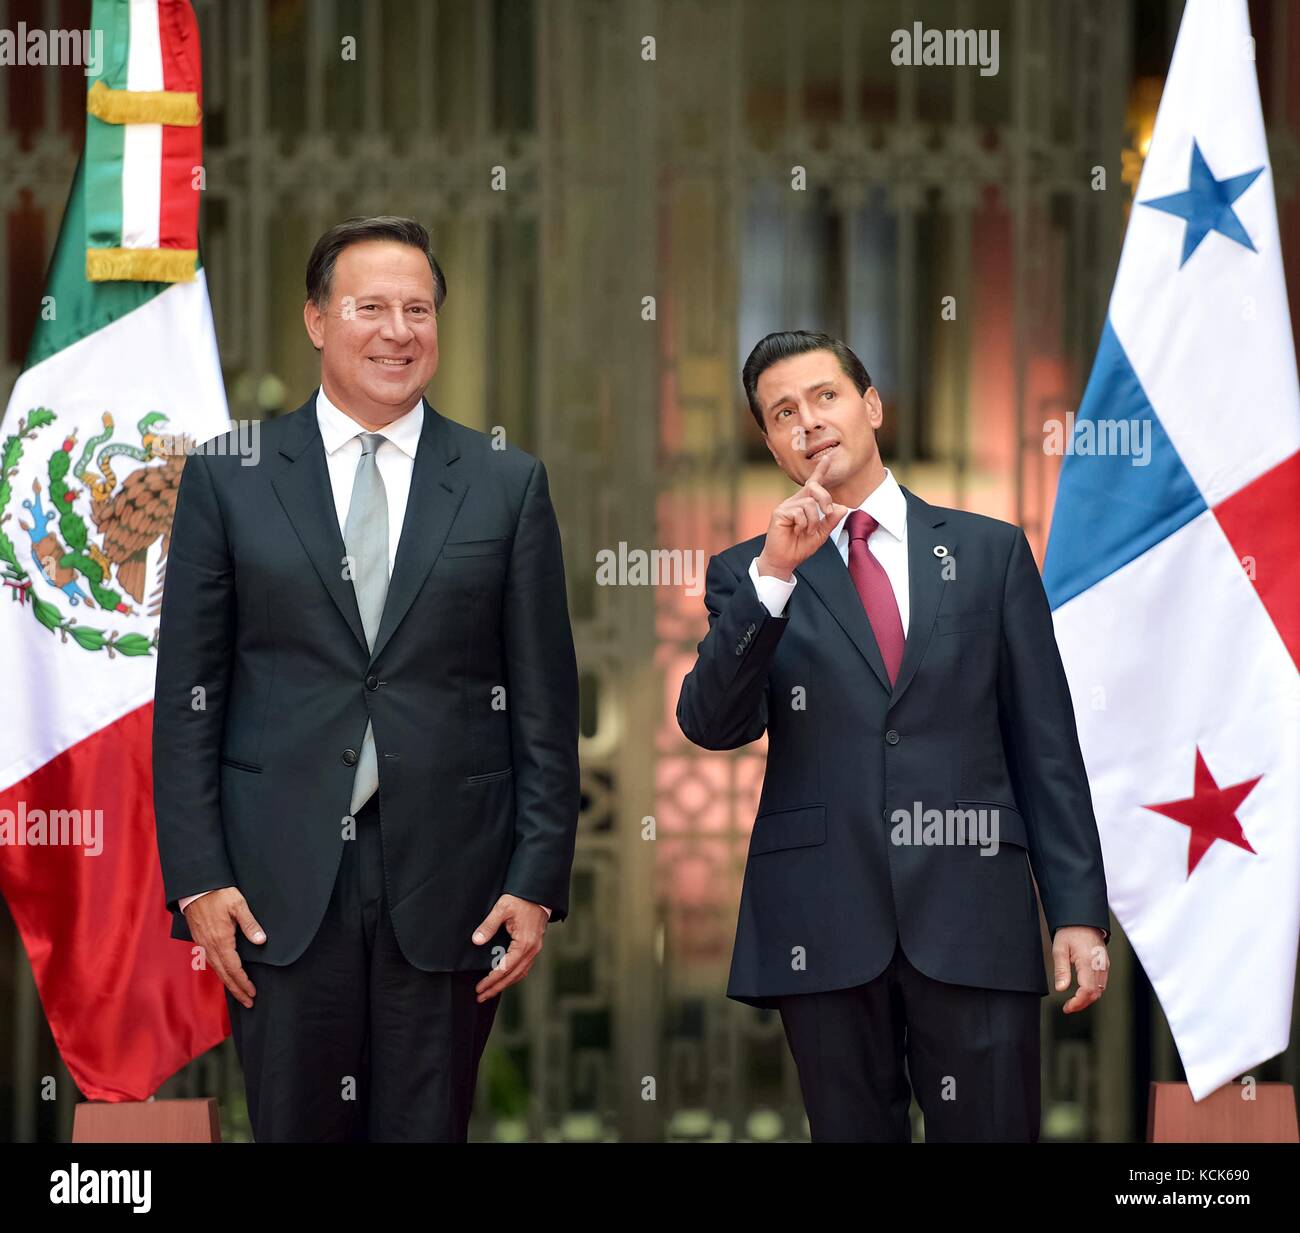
[315,384,422,574]
[180,388,550,919]
[747,466,910,631]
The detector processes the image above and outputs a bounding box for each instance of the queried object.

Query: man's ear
[865,386,884,430]
[303,298,326,351]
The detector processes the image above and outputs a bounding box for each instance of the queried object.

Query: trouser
[775,936,1041,1142]
[225,794,500,1142]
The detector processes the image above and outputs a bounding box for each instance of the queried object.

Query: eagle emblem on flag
[0,407,189,655]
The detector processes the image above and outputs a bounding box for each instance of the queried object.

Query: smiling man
[153,216,579,1141]
[677,330,1111,1142]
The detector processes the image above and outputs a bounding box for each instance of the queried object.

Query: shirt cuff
[541,905,552,920]
[748,556,796,618]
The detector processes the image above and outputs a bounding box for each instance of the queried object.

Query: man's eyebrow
[351,292,434,304]
[765,377,837,414]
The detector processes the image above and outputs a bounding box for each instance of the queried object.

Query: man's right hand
[183,887,266,1009]
[755,454,849,582]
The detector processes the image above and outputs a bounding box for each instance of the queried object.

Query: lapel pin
[933,545,950,557]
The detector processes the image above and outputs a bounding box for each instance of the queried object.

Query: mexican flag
[0,0,229,1101]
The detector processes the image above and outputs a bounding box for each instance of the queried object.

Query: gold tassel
[86,79,201,127]
[86,247,198,283]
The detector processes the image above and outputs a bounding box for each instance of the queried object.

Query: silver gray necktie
[342,432,389,815]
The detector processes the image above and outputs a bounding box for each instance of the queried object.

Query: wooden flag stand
[72,1098,221,1143]
[1147,1081,1298,1142]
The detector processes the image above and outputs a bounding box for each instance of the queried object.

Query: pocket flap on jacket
[442,537,509,558]
[219,754,263,774]
[749,804,827,855]
[954,800,1028,849]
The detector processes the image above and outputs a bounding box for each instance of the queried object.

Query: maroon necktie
[846,509,905,685]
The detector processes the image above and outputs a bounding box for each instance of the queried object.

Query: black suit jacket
[153,392,580,971]
[677,487,1109,1007]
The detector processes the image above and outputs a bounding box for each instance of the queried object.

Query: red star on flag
[1143,747,1261,877]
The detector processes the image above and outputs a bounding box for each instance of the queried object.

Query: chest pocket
[441,537,509,559]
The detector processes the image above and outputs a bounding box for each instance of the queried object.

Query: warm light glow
[1123,76,1164,199]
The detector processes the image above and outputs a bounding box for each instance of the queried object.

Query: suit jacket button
[342,748,359,766]
[365,674,379,691]
[885,729,900,745]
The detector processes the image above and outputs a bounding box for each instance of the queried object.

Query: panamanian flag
[0,0,229,1100]
[1044,0,1299,1101]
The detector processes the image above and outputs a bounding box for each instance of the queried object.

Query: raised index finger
[803,452,832,490]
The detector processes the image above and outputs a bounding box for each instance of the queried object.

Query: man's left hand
[1053,926,1109,1014]
[471,895,548,1003]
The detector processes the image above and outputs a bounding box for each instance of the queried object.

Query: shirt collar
[830,467,908,546]
[315,386,424,459]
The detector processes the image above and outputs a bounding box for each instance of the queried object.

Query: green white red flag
[0,0,229,1101]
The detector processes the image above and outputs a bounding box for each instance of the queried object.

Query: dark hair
[741,330,872,432]
[305,215,447,312]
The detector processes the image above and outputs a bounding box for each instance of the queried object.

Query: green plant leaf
[71,625,105,651]
[113,633,153,657]
[33,599,61,631]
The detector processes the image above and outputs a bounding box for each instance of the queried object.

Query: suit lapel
[793,483,949,704]
[369,399,466,663]
[889,486,949,706]
[271,395,369,656]
[271,393,469,664]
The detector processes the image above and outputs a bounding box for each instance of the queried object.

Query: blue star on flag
[1139,138,1263,267]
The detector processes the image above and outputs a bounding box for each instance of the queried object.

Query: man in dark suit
[677,330,1110,1142]
[153,216,579,1142]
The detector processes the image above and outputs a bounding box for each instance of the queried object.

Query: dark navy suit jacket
[153,392,580,972]
[677,486,1110,1007]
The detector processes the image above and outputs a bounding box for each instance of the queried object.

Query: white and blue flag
[1044,0,1299,1101]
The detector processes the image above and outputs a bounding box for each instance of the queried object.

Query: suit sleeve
[996,528,1111,943]
[152,451,238,915]
[500,458,580,923]
[676,551,788,751]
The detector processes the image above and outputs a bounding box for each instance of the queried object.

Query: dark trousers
[776,937,1041,1142]
[226,795,499,1142]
